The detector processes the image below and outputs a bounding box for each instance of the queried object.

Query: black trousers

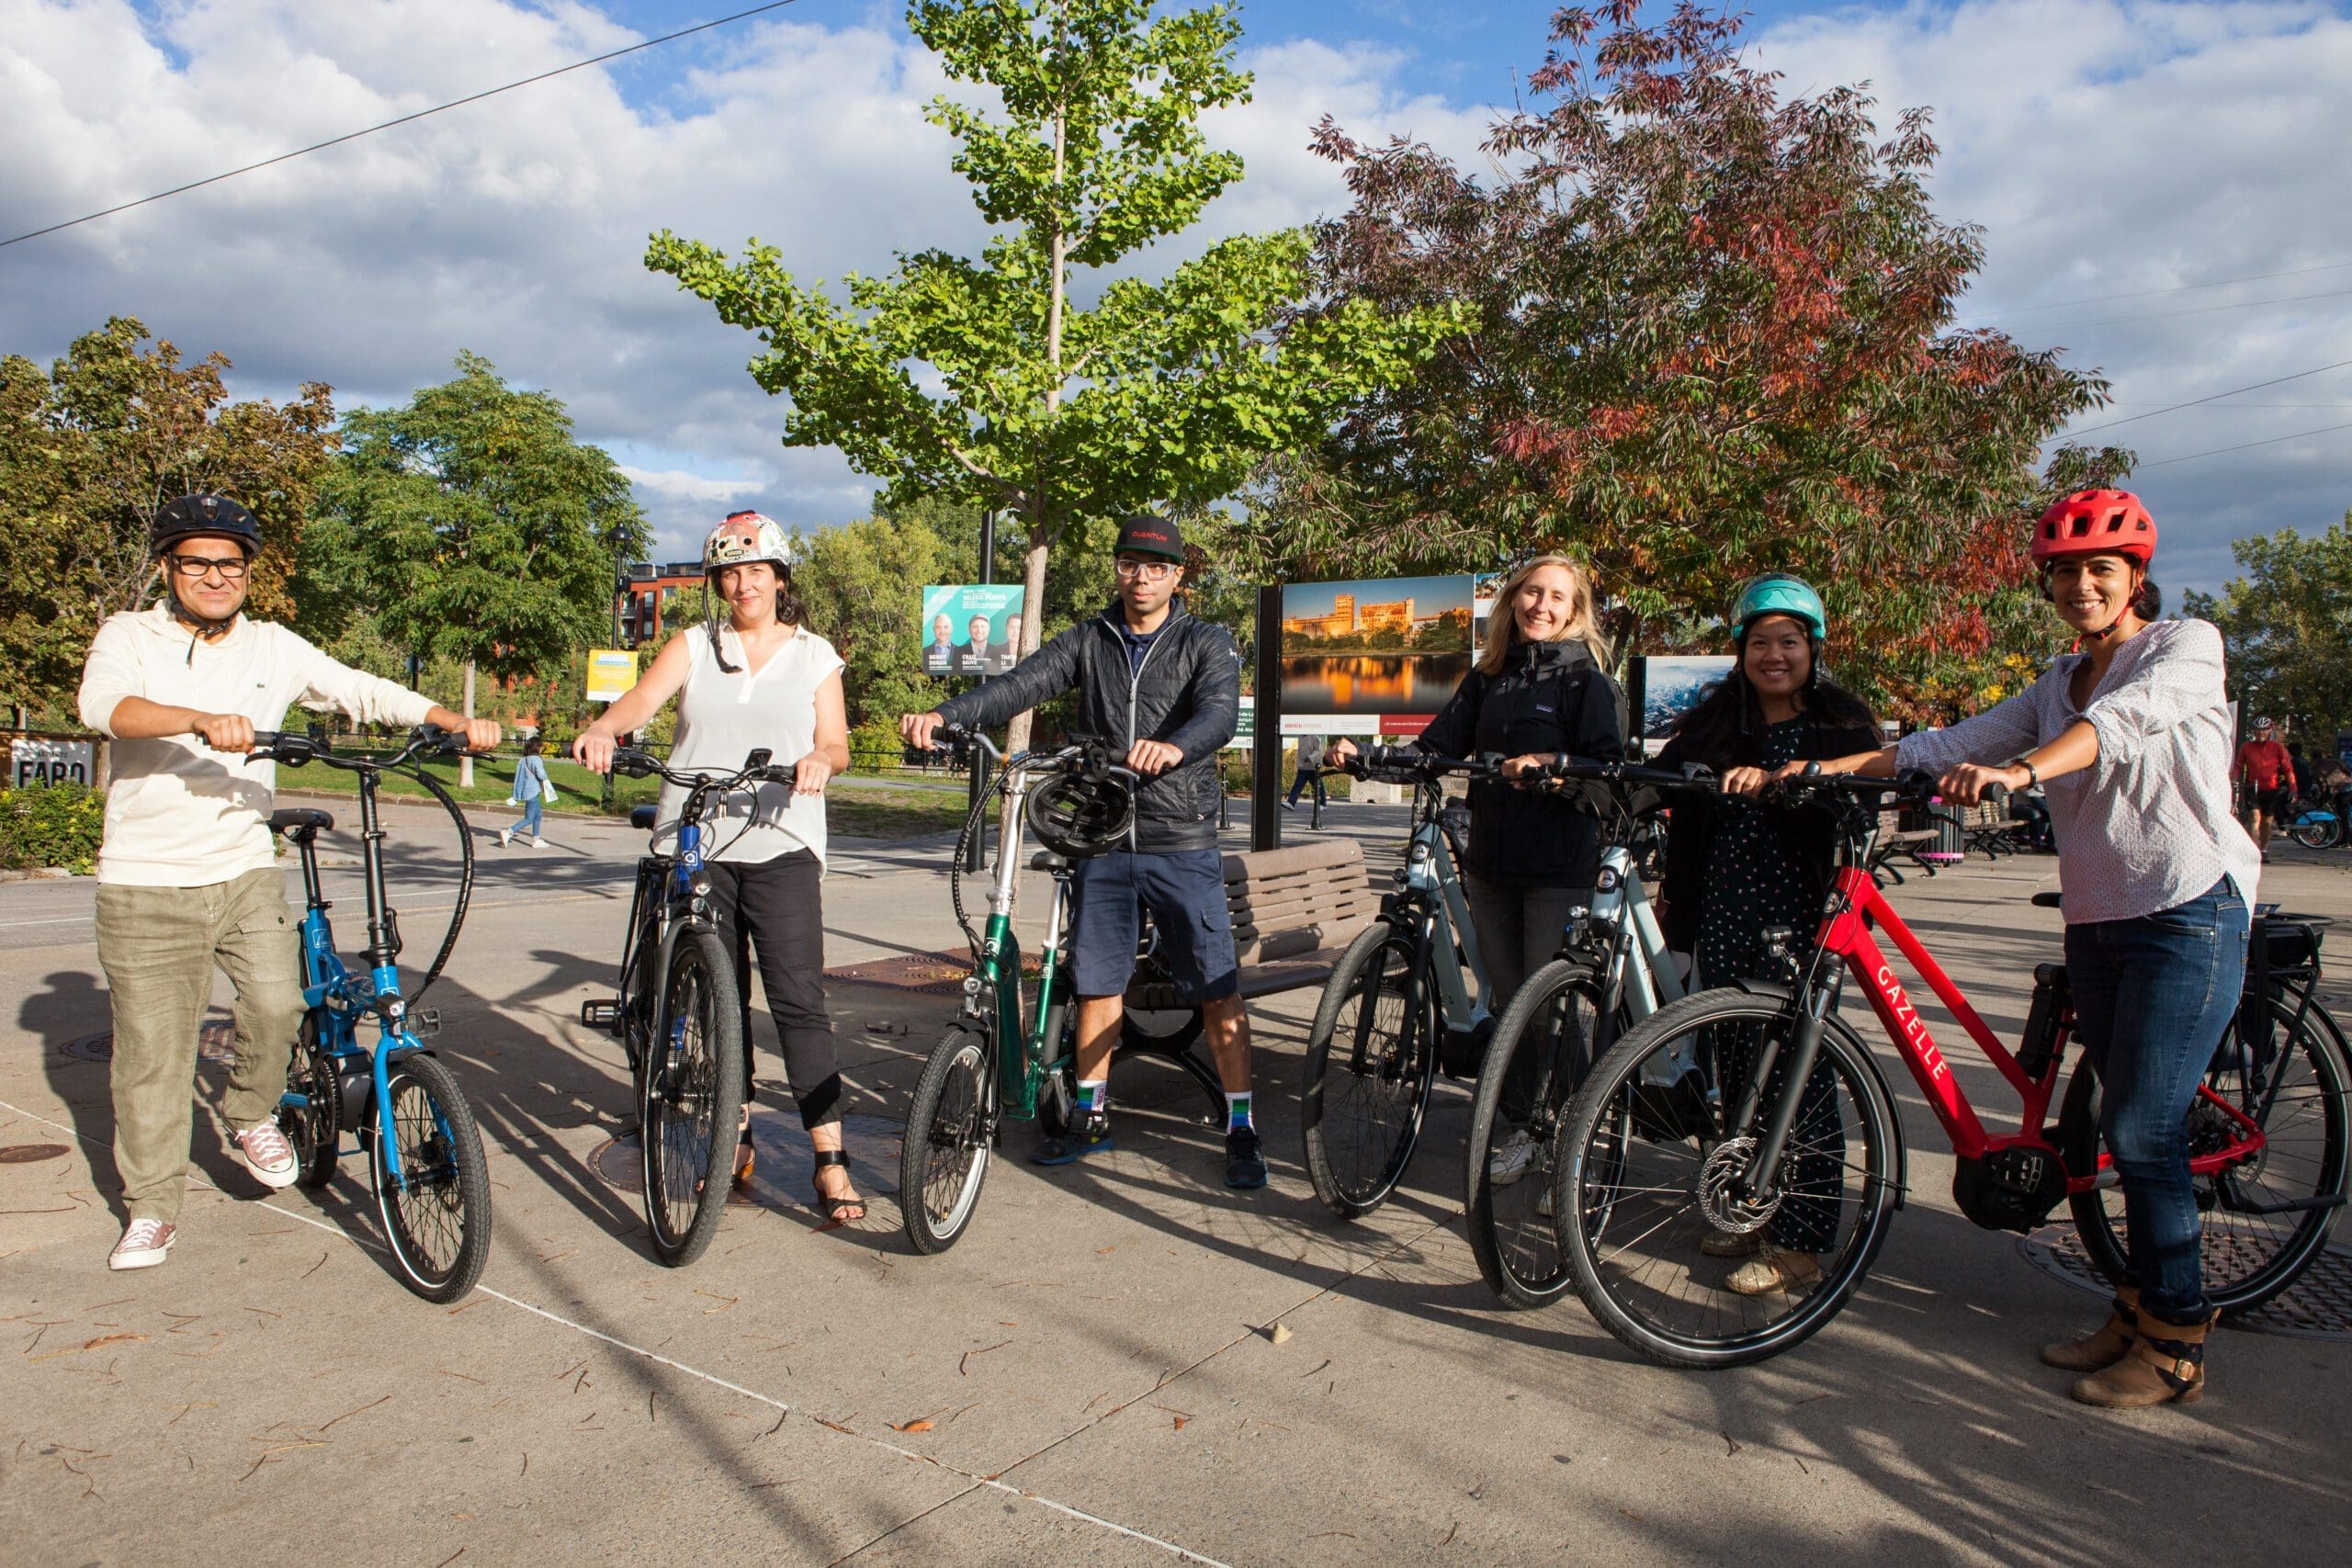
[705,851,841,1129]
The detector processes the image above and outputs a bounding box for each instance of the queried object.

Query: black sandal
[810,1149,865,1223]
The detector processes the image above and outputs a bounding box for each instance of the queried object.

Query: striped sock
[1225,1092,1252,1133]
[1075,1079,1107,1115]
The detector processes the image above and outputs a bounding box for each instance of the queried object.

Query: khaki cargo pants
[94,867,304,1223]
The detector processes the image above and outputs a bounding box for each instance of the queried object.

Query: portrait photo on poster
[921,584,1028,676]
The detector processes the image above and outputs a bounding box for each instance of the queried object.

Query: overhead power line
[2139,419,2352,469]
[2009,287,2352,334]
[2060,357,2352,439]
[0,0,803,250]
[1960,258,2352,321]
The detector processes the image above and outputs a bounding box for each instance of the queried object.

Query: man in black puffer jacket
[901,515,1264,1188]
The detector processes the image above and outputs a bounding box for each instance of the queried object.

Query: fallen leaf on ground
[1267,1324,1293,1345]
[888,1418,935,1434]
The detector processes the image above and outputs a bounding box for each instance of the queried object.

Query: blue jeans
[516,795,545,837]
[2063,876,2249,1325]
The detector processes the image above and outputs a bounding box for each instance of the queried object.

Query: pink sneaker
[234,1120,300,1189]
[109,1218,177,1270]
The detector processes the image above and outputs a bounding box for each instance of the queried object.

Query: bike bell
[1025,768,1136,859]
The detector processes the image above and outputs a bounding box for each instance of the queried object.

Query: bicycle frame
[1746,858,2265,1204]
[1391,778,1489,1037]
[279,763,443,1190]
[966,760,1076,1122]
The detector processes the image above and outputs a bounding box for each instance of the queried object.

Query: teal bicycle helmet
[1729,573,1826,641]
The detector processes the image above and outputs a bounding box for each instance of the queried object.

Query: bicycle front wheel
[1554,990,1901,1369]
[2287,818,2337,850]
[2062,989,2351,1314]
[1464,956,1605,1308]
[642,928,746,1268]
[1301,919,1439,1219]
[370,1054,492,1303]
[902,1021,995,1255]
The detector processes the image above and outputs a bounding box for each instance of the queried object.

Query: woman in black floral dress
[1656,575,1880,1294]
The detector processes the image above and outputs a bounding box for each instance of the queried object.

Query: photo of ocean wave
[1641,655,1735,739]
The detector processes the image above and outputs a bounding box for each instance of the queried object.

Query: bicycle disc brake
[1697,1136,1781,1236]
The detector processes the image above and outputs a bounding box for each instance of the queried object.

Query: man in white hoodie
[77,494,499,1270]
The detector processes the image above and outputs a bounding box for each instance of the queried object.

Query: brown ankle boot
[2072,1309,2212,1408]
[2041,1285,2139,1371]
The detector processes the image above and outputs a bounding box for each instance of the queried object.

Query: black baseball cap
[1114,513,1184,563]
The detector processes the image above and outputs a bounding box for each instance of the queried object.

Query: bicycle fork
[1729,976,1839,1208]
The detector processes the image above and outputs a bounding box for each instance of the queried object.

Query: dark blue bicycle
[262,725,493,1303]
[580,746,787,1267]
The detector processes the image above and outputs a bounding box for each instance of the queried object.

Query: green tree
[788,513,952,739]
[1230,2,2107,719]
[308,352,648,782]
[2187,513,2352,740]
[647,0,1452,755]
[1,316,337,722]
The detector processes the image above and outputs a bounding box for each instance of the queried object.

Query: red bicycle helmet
[2032,489,2155,566]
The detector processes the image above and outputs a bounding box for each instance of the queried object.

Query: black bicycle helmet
[153,493,263,559]
[1025,768,1135,859]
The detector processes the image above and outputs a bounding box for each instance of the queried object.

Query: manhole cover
[62,1015,240,1066]
[2018,1225,2352,1341]
[0,1144,69,1164]
[589,1111,901,1212]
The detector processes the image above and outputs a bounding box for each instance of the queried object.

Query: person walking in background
[574,511,864,1223]
[500,737,551,848]
[1284,733,1328,813]
[78,493,498,1270]
[2233,716,2293,862]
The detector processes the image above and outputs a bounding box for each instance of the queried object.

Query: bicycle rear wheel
[1464,956,1604,1308]
[280,1014,339,1190]
[1554,989,1901,1369]
[370,1054,492,1303]
[2062,990,2350,1314]
[1301,919,1439,1219]
[902,1021,995,1255]
[641,927,746,1267]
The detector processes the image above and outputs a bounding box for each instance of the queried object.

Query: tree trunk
[460,660,477,787]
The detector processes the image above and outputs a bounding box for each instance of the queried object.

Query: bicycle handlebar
[1538,756,1719,794]
[246,723,474,770]
[607,746,795,792]
[1340,745,1502,783]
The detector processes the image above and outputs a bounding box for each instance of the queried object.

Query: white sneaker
[498,829,512,847]
[109,1218,176,1270]
[530,837,548,849]
[1487,1130,1540,1188]
[233,1120,300,1189]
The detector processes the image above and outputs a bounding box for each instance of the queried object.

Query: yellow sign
[586,648,639,703]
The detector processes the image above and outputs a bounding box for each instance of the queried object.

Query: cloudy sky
[6,0,2349,593]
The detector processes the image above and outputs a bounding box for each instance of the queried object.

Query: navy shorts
[1068,848,1238,1003]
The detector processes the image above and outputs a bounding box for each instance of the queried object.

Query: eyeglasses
[1114,558,1176,581]
[167,554,250,581]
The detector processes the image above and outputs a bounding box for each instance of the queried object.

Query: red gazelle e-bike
[1550,772,2348,1368]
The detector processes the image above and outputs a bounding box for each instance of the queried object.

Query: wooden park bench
[1960,797,2029,860]
[1869,808,1943,886]
[1113,838,1381,1122]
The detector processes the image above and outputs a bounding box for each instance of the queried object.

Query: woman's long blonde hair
[1477,554,1609,674]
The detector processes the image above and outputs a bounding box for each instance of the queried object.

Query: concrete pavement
[3,802,2349,1566]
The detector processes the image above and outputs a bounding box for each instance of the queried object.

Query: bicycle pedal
[581,998,622,1030]
[411,1008,442,1040]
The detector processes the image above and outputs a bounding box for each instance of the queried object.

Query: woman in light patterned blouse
[1787,491,2256,1410]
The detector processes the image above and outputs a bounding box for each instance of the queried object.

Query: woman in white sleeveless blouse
[576,513,861,1222]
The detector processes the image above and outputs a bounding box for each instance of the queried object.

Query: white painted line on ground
[0,1092,1234,1568]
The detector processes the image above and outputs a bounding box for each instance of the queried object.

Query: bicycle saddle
[1027,848,1073,873]
[629,804,659,831]
[269,807,334,835]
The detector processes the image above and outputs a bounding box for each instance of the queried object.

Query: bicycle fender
[1726,976,1911,1210]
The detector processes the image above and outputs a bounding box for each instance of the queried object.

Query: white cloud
[1749,0,2352,589]
[3,1,2344,591]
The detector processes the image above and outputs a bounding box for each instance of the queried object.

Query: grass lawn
[274,753,969,840]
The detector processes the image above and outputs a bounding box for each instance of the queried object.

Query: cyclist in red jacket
[2233,716,2294,862]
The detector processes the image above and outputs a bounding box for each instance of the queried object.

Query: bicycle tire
[1464,956,1605,1309]
[369,1054,492,1303]
[281,1014,339,1191]
[1554,989,1902,1369]
[1301,918,1439,1220]
[2287,819,2338,850]
[641,927,746,1268]
[2061,990,2351,1314]
[902,1022,995,1255]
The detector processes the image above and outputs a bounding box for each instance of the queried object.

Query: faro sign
[11,739,94,788]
